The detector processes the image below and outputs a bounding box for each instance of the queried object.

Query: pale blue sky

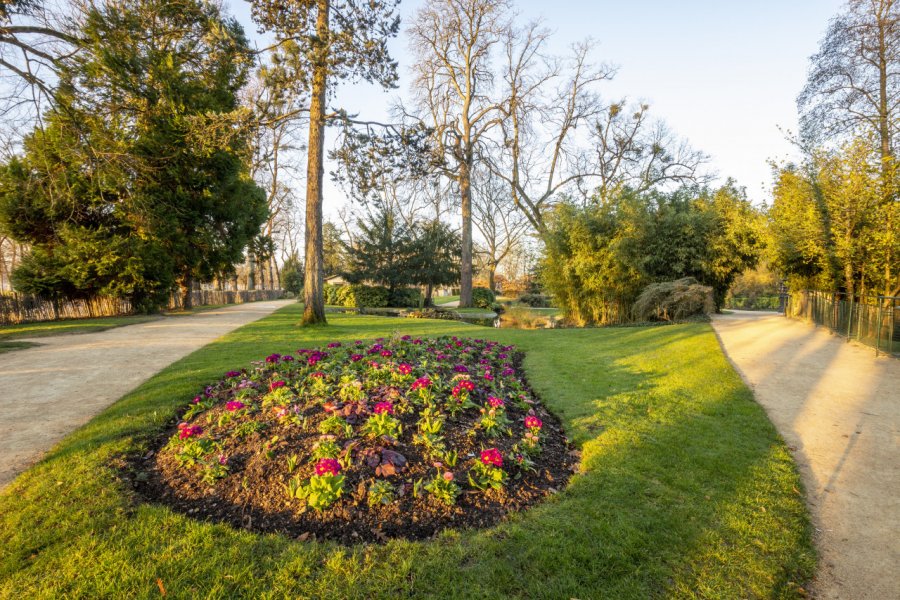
[228,0,845,209]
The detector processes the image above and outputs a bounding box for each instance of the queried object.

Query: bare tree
[471,167,530,291]
[407,0,510,307]
[799,0,899,165]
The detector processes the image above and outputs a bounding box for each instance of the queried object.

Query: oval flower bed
[134,335,575,543]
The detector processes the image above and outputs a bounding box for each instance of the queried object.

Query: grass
[433,295,459,305]
[0,304,232,344]
[0,305,815,598]
[0,340,39,354]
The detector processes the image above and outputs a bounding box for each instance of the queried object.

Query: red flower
[524,415,543,430]
[411,377,432,390]
[487,396,504,408]
[225,401,245,412]
[270,380,286,391]
[177,423,203,440]
[315,458,342,476]
[373,401,394,415]
[397,363,413,375]
[480,448,503,468]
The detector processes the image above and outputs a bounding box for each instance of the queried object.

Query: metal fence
[785,290,899,357]
[0,289,284,325]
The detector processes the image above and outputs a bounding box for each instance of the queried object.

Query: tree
[409,219,461,306]
[281,253,304,296]
[342,204,414,296]
[250,0,401,324]
[322,221,346,277]
[798,0,899,296]
[0,0,267,310]
[408,0,510,307]
[471,169,530,291]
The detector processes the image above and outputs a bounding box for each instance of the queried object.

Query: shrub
[339,284,389,308]
[389,287,422,308]
[518,293,550,308]
[632,277,714,322]
[324,284,342,306]
[471,286,495,309]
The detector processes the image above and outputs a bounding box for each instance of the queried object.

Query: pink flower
[225,401,245,412]
[480,448,503,468]
[281,355,294,362]
[225,371,241,378]
[315,458,342,476]
[270,380,286,391]
[451,380,475,396]
[265,353,281,364]
[350,354,364,362]
[525,415,543,430]
[380,350,393,357]
[411,377,432,390]
[177,423,203,440]
[487,396,504,408]
[218,454,229,466]
[443,471,454,482]
[328,342,342,348]
[501,368,515,377]
[373,401,394,415]
[397,363,413,375]
[191,396,201,405]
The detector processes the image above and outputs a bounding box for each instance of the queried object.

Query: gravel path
[711,311,899,600]
[0,300,293,490]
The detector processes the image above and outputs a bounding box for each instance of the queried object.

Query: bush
[518,293,550,308]
[339,284,389,308]
[725,296,781,311]
[471,287,496,309]
[324,284,342,306]
[632,278,714,322]
[389,287,423,308]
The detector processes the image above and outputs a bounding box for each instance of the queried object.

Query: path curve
[0,300,294,490]
[711,310,899,600]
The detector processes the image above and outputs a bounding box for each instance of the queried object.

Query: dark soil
[124,350,577,545]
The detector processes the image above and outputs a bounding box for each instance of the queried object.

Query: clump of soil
[126,335,577,544]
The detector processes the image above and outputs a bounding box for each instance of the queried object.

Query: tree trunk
[181,273,193,310]
[248,255,256,290]
[268,258,275,291]
[425,283,433,307]
[302,0,330,325]
[487,264,496,293]
[459,156,473,308]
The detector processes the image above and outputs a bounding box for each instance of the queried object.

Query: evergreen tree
[409,220,461,306]
[343,206,415,295]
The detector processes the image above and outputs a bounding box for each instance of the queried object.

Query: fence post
[846,294,853,341]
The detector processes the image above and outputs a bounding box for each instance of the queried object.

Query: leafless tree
[799,0,899,165]
[407,0,510,307]
[471,167,530,291]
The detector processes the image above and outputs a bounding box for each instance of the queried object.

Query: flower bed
[133,335,575,543]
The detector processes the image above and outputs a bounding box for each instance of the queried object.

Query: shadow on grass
[0,306,814,598]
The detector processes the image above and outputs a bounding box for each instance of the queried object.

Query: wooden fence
[0,289,284,325]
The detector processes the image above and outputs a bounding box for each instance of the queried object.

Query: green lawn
[0,305,815,598]
[433,295,459,305]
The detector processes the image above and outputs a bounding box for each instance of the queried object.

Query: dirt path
[0,300,294,490]
[711,311,899,600]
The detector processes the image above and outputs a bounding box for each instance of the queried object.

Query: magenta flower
[217,454,229,466]
[177,423,203,440]
[265,353,281,364]
[487,396,504,408]
[270,380,286,391]
[380,350,393,357]
[525,415,543,430]
[397,363,413,375]
[225,371,241,378]
[310,371,326,379]
[328,342,342,348]
[315,458,342,476]
[373,401,394,415]
[480,448,503,468]
[453,364,469,373]
[350,354,364,362]
[501,367,515,377]
[281,355,294,362]
[191,396,201,405]
[225,401,245,412]
[411,377,432,390]
[451,380,475,396]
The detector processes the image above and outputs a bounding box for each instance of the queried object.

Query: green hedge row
[324,284,422,308]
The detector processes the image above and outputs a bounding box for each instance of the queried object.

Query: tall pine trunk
[302,0,329,325]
